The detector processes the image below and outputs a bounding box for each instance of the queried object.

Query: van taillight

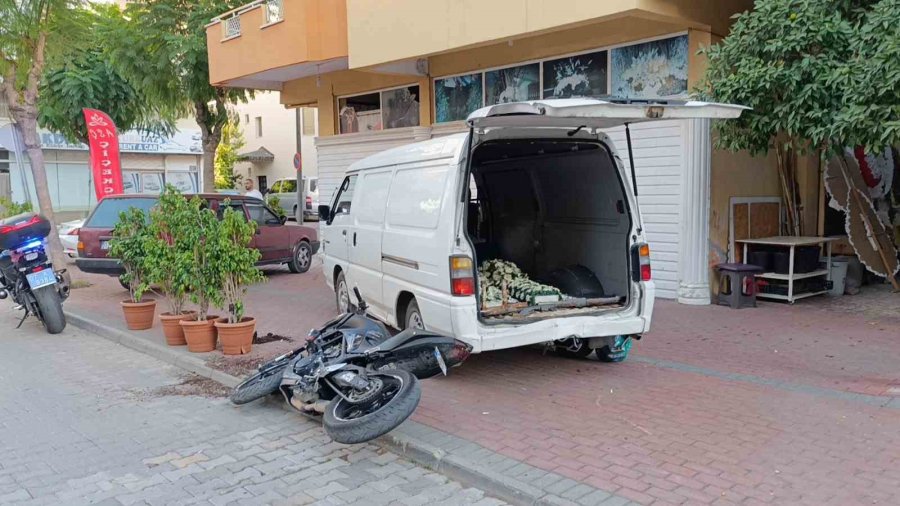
[449,255,475,296]
[631,243,651,281]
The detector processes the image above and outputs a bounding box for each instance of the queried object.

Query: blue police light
[20,240,43,250]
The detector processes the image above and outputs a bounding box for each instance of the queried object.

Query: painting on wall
[611,35,689,98]
[484,63,540,105]
[543,50,608,99]
[381,86,420,129]
[435,74,483,123]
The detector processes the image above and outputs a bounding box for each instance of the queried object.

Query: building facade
[229,91,319,192]
[205,0,812,304]
[0,121,203,221]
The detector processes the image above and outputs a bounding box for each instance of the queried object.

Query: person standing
[244,178,263,200]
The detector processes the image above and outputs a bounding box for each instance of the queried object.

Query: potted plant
[147,187,195,345]
[179,196,224,353]
[214,204,264,355]
[109,207,155,330]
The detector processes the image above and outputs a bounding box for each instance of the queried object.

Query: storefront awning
[238,146,275,162]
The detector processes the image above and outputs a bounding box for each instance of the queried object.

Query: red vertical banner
[83,108,124,200]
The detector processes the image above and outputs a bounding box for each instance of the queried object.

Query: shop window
[338,86,420,134]
[0,149,9,173]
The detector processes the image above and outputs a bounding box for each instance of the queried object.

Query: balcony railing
[211,0,283,39]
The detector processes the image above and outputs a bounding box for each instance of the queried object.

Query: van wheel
[292,205,299,222]
[554,337,593,359]
[596,336,633,363]
[405,299,424,330]
[288,241,312,273]
[335,272,353,313]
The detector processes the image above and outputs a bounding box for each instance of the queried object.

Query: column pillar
[678,118,712,305]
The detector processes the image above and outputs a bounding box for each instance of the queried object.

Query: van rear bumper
[451,282,654,353]
[75,258,123,277]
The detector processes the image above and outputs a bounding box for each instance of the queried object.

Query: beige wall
[231,92,302,186]
[346,0,751,68]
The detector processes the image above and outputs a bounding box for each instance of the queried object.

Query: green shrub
[146,186,193,315]
[108,207,151,303]
[218,202,264,323]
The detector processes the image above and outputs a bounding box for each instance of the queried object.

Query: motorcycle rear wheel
[323,369,420,444]
[230,365,286,405]
[34,285,66,334]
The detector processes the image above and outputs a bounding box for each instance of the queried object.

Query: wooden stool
[716,263,763,309]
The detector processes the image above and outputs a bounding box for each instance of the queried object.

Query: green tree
[830,0,900,150]
[103,0,251,192]
[0,0,82,268]
[700,0,900,236]
[214,119,244,189]
[37,4,176,144]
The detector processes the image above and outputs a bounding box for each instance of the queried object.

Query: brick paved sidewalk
[0,319,507,506]
[64,264,900,505]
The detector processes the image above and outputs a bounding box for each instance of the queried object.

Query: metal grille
[223,15,241,38]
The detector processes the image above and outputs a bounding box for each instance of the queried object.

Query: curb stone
[66,308,634,506]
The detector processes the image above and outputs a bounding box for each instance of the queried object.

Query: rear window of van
[85,198,158,228]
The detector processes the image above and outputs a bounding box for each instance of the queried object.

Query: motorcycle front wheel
[34,285,66,334]
[230,365,287,405]
[323,369,421,444]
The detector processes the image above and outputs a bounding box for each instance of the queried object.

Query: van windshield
[85,198,157,228]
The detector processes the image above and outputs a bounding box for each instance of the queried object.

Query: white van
[267,176,319,221]
[319,99,745,359]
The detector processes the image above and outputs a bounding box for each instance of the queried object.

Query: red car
[76,194,319,280]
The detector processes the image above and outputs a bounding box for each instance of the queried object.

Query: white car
[58,219,84,258]
[319,99,746,359]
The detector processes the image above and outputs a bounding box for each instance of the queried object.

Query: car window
[269,181,282,193]
[217,202,246,220]
[331,175,357,216]
[246,202,280,226]
[282,179,297,193]
[85,198,157,228]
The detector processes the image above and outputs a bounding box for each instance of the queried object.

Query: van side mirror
[318,205,332,223]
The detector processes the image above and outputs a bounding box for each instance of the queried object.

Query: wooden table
[737,236,838,303]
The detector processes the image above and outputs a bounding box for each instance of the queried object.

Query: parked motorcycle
[0,213,69,334]
[231,288,472,444]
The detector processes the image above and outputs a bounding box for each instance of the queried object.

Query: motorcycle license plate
[26,269,57,290]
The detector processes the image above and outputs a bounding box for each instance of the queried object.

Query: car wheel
[288,241,312,273]
[405,299,424,330]
[596,336,634,363]
[335,272,353,313]
[118,276,130,291]
[554,337,594,359]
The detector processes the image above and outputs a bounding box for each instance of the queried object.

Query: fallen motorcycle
[0,213,69,334]
[231,288,472,444]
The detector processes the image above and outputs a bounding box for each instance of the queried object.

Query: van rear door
[466,99,748,129]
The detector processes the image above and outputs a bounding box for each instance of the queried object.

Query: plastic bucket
[828,256,849,296]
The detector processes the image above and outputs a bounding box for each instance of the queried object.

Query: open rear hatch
[463,99,747,323]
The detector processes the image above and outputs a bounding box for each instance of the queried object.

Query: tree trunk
[201,136,219,192]
[12,112,68,270]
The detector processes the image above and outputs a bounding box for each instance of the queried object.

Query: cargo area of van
[465,138,633,323]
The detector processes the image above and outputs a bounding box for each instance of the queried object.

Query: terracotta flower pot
[121,300,156,330]
[180,315,219,353]
[215,317,256,355]
[159,311,196,346]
